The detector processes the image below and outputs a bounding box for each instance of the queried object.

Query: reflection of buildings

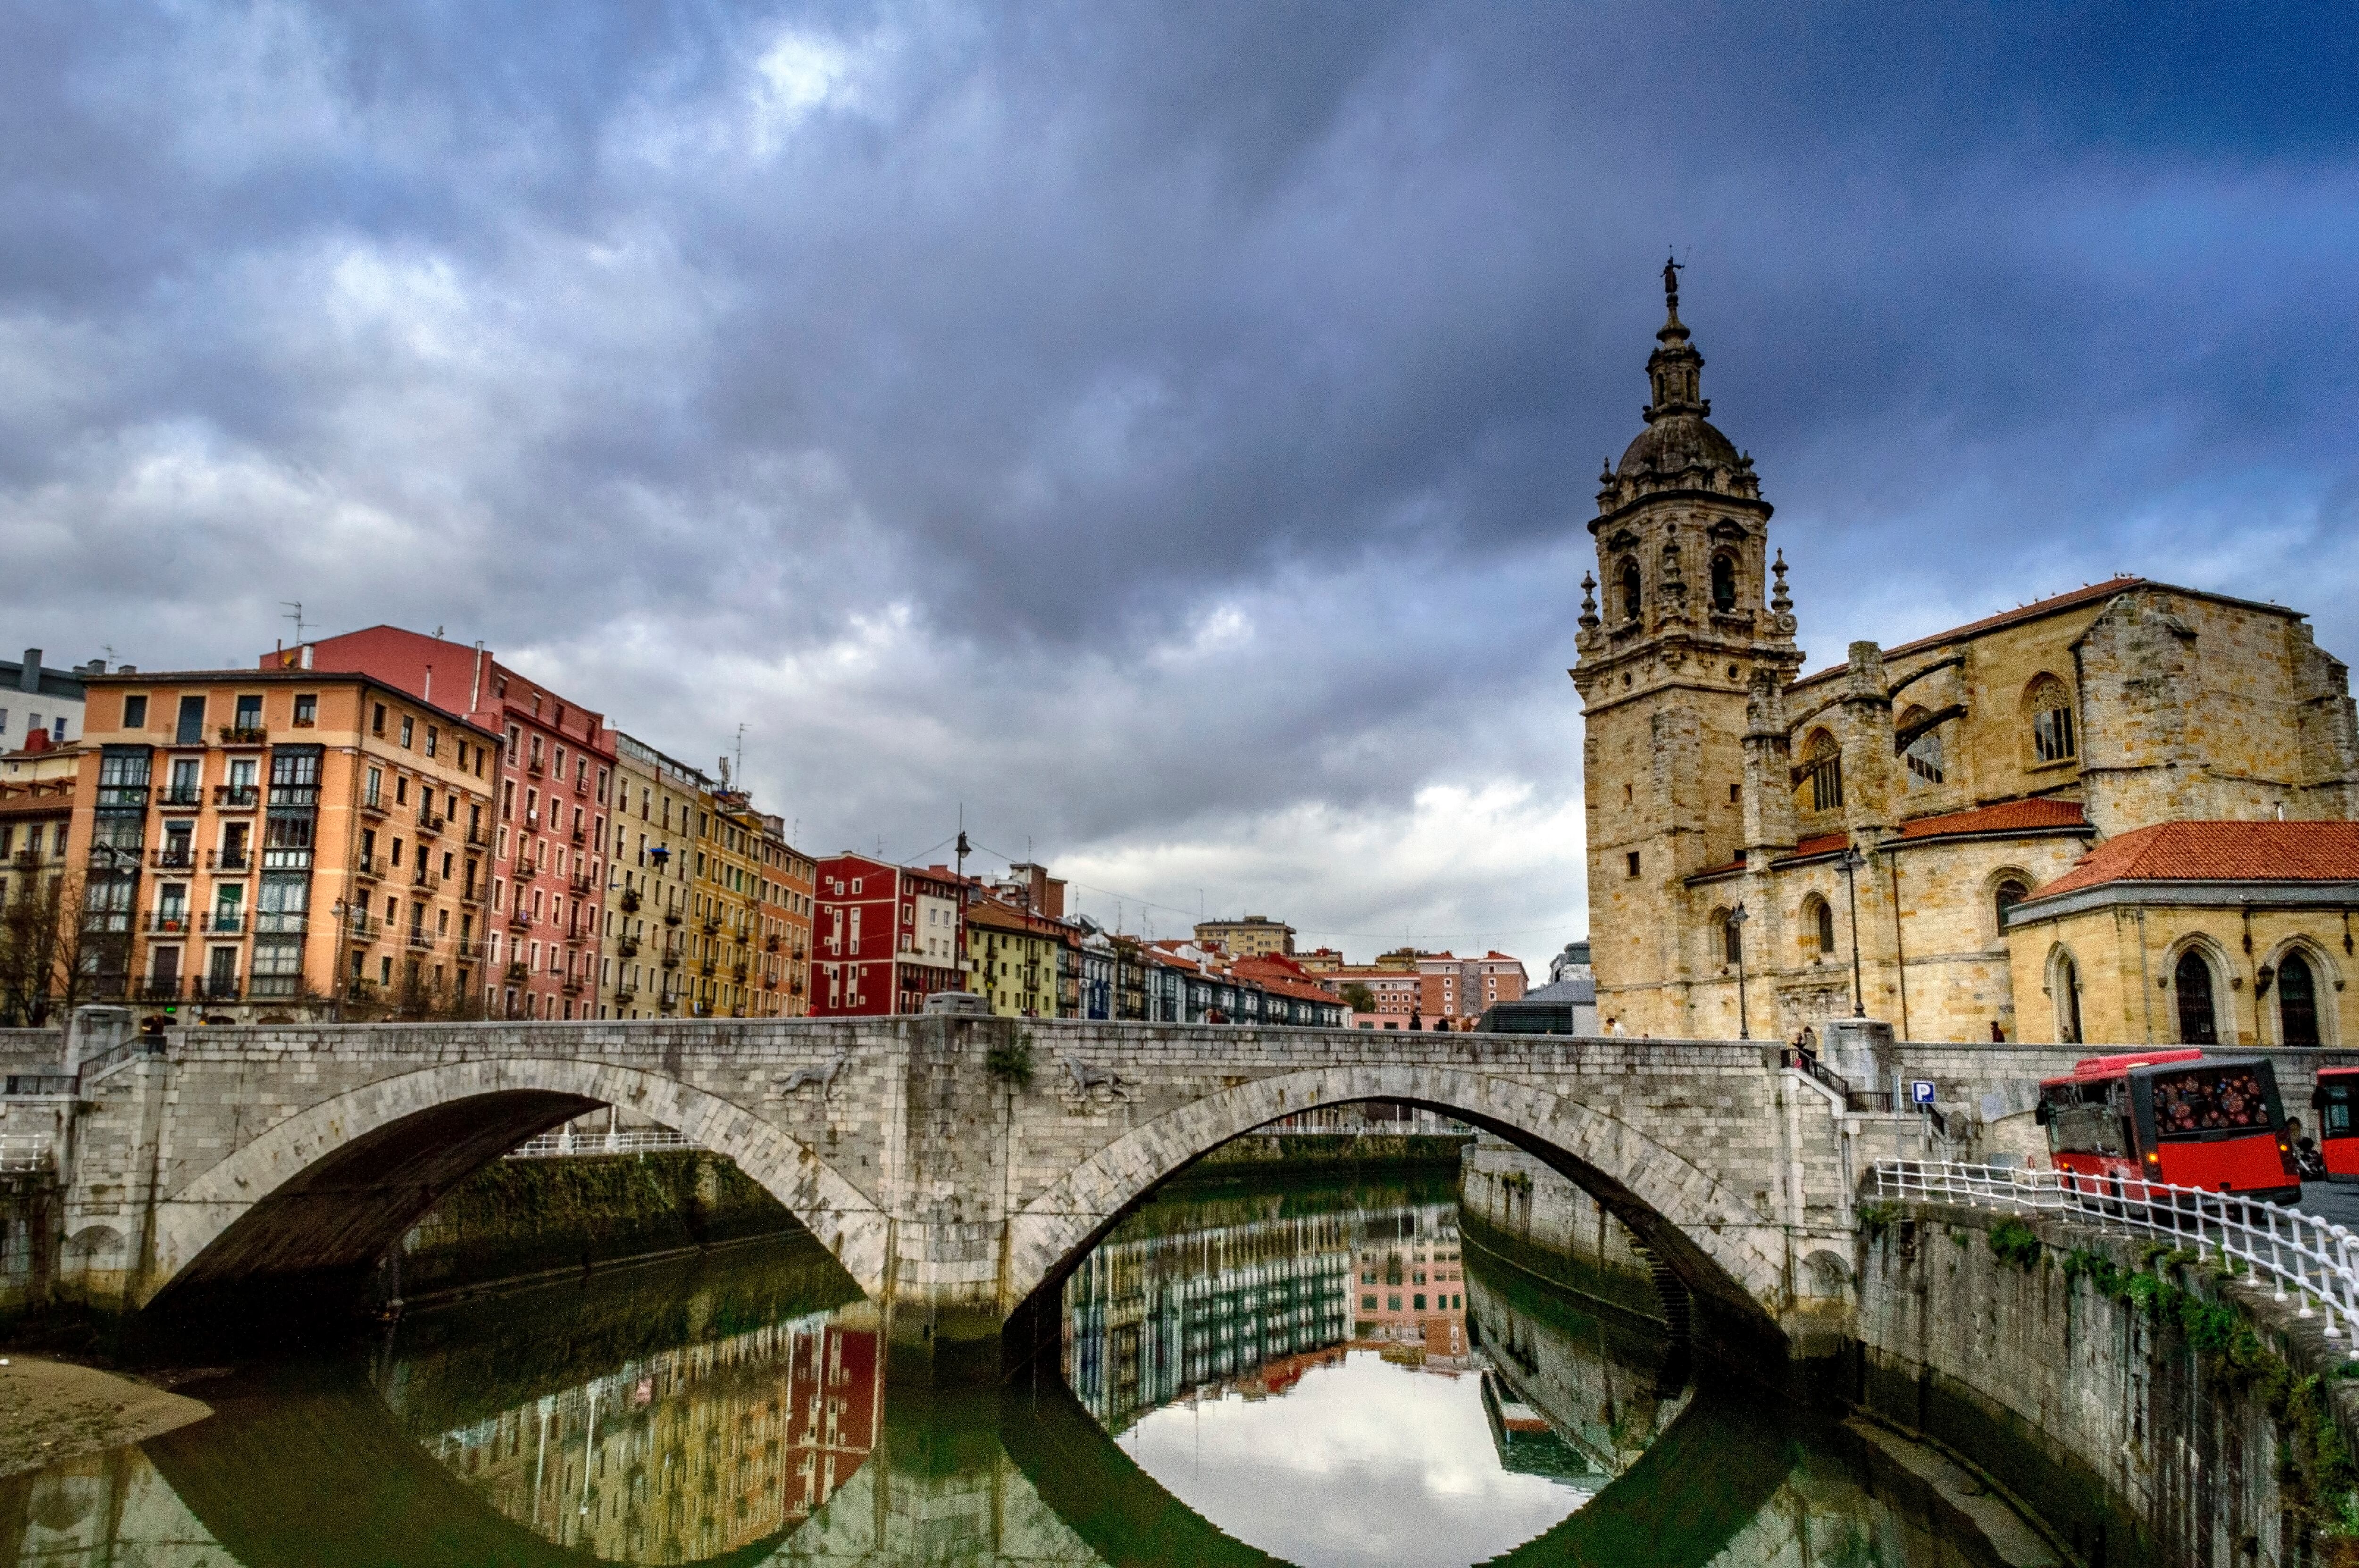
[417,1309,879,1560]
[1351,1205,1468,1368]
[1062,1209,1355,1432]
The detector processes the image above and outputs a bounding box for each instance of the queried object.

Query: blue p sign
[1910,1080,1937,1106]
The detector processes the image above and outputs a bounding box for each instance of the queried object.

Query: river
[0,1166,2042,1566]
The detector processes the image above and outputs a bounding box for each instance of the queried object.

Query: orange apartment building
[68,670,499,1017]
[277,628,616,1021]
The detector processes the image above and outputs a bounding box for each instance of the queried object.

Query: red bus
[2310,1067,2359,1178]
[2036,1050,2300,1204]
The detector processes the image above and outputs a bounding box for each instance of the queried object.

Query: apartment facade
[966,892,1071,1018]
[0,650,92,752]
[605,734,707,1018]
[810,854,965,1017]
[1192,914,1295,958]
[283,629,615,1020]
[70,670,498,1018]
[0,741,83,1025]
[755,828,815,1017]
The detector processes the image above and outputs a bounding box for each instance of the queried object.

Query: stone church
[1572,267,2359,1046]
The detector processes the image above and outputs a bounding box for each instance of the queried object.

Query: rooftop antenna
[281,601,312,643]
[735,722,746,783]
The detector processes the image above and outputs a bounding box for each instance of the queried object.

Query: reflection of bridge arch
[146,1057,885,1309]
[1008,1065,1787,1340]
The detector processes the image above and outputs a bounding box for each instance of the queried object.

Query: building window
[400,715,415,749]
[1993,879,2027,938]
[234,694,262,732]
[1616,558,1642,624]
[122,694,148,729]
[1806,895,1835,959]
[175,695,207,745]
[293,694,317,727]
[2279,950,2321,1048]
[2053,949,2083,1044]
[1722,912,1742,966]
[1801,730,1843,811]
[2028,676,2076,764]
[2174,949,2218,1046]
[1710,553,1738,612]
[1625,851,1640,878]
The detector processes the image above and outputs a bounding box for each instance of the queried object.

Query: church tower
[1571,263,1804,1035]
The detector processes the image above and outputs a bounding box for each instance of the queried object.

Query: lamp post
[1729,902,1751,1039]
[1840,846,1867,1018]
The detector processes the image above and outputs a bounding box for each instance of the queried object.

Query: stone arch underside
[146,1058,888,1309]
[1007,1065,1790,1335]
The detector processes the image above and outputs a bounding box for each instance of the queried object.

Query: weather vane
[1663,249,1683,314]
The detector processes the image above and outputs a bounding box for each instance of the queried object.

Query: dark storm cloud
[4,1,2355,956]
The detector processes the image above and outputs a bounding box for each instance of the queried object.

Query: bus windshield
[2043,1082,2130,1157]
[2147,1065,2272,1140]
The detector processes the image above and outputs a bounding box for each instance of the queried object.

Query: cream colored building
[1193,915,1295,958]
[1573,271,2359,1044]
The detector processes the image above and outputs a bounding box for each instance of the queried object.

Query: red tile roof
[1795,578,2149,686]
[1779,832,1851,861]
[2032,821,2359,899]
[1894,798,2090,840]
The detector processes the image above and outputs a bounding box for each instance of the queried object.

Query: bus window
[2044,1088,2129,1157]
[2149,1066,2269,1138]
[2318,1086,2355,1138]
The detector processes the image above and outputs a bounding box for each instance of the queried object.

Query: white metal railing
[505,1126,698,1159]
[1868,1160,2359,1338]
[0,1134,54,1174]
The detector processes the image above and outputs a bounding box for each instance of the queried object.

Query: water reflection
[0,1173,2048,1568]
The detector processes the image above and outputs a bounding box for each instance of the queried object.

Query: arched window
[1802,894,1834,959]
[1722,911,1743,965]
[2054,950,2083,1043]
[1900,706,1945,786]
[2279,950,2321,1048]
[1993,879,2027,935]
[2174,949,2218,1045]
[1801,730,1843,812]
[2028,675,2077,764]
[1710,553,1738,613]
[1617,559,1643,624]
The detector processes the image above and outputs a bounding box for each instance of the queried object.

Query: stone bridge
[36,1013,2339,1382]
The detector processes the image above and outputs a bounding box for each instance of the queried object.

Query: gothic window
[1993,878,2027,937]
[1722,911,1742,966]
[1800,730,1843,812]
[2278,949,2321,1048]
[2174,949,2218,1046]
[1899,707,1945,786]
[1802,895,1834,959]
[2028,675,2077,764]
[1711,553,1738,612]
[1616,558,1642,624]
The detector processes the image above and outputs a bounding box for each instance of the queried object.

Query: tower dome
[1614,255,1746,484]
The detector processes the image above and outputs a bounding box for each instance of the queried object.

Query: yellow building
[1573,271,2359,1043]
[1193,915,1295,958]
[967,893,1069,1018]
[605,734,706,1019]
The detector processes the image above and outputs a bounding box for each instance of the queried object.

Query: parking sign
[1910,1079,1937,1106]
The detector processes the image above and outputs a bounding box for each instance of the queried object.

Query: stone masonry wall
[1856,1201,2359,1568]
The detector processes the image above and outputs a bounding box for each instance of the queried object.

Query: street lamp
[1729,903,1751,1039]
[1840,846,1867,1017]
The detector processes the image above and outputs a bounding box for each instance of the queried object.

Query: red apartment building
[271,627,617,1019]
[810,853,967,1015]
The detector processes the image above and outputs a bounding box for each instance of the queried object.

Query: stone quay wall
[1856,1201,2359,1568]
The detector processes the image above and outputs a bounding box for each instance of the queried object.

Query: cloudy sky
[5,3,2355,967]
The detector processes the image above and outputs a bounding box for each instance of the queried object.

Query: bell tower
[1571,263,1804,1035]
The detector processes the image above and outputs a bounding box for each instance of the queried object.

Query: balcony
[701,917,721,936]
[460,879,485,904]
[730,964,748,984]
[511,860,538,884]
[145,911,193,934]
[406,928,432,951]
[503,961,530,984]
[506,906,532,931]
[619,889,641,914]
[526,755,544,776]
[359,792,390,819]
[464,822,492,849]
[560,977,584,997]
[213,784,259,811]
[573,772,589,795]
[150,846,198,872]
[569,872,595,895]
[196,979,242,1003]
[614,987,636,1007]
[347,914,379,942]
[344,978,379,1004]
[698,960,717,979]
[207,847,252,874]
[411,867,442,891]
[156,785,204,809]
[95,786,148,808]
[416,809,445,837]
[202,911,245,935]
[217,725,268,746]
[134,979,185,1004]
[253,912,304,935]
[660,949,681,971]
[354,853,383,881]
[661,909,682,927]
[617,937,640,959]
[763,975,778,990]
[765,934,781,953]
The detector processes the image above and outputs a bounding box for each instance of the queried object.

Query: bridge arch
[145,1057,887,1309]
[1007,1062,1790,1334]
